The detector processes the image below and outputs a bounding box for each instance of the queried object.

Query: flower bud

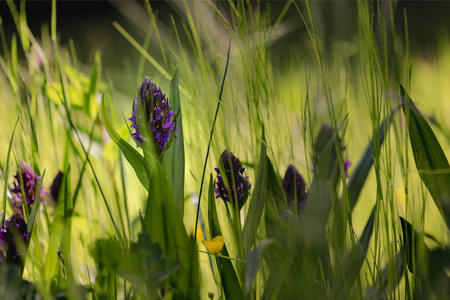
[0,211,28,265]
[214,150,251,209]
[129,77,178,153]
[282,165,308,212]
[9,161,47,212]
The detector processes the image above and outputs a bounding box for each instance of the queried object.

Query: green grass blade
[379,252,404,296]
[207,174,244,300]
[112,22,172,84]
[27,170,45,234]
[1,116,19,226]
[243,126,267,251]
[244,239,274,296]
[302,118,346,243]
[400,217,450,298]
[163,68,185,216]
[300,116,347,281]
[266,158,287,211]
[335,205,376,300]
[101,95,151,191]
[348,107,398,210]
[194,41,231,241]
[43,166,69,291]
[142,162,193,297]
[400,85,450,230]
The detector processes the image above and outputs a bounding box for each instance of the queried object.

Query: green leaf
[261,258,292,300]
[335,205,376,300]
[378,252,404,296]
[348,107,398,210]
[245,239,274,296]
[163,68,185,216]
[101,94,151,190]
[302,126,339,245]
[180,236,200,299]
[142,162,194,297]
[119,233,180,294]
[86,53,99,117]
[265,158,288,241]
[43,165,70,291]
[400,217,450,298]
[400,85,450,230]
[243,126,268,251]
[208,174,244,300]
[300,116,347,281]
[267,158,287,212]
[0,265,38,299]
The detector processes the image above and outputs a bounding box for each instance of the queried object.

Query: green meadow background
[1,0,450,299]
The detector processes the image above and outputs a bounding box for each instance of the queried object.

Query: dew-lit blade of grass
[400,85,450,230]
[334,204,376,300]
[164,69,185,216]
[208,174,244,300]
[243,127,267,251]
[101,95,151,190]
[1,116,19,225]
[348,107,398,211]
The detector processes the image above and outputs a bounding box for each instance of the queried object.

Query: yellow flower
[202,236,224,255]
[190,226,204,241]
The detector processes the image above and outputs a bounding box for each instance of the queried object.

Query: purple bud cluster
[282,165,308,212]
[0,212,28,265]
[9,161,46,212]
[214,150,251,208]
[2,161,47,266]
[129,77,178,153]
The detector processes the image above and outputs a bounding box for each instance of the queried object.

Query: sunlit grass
[0,0,449,299]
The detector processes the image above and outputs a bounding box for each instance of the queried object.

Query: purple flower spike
[282,165,308,212]
[0,211,29,265]
[129,77,178,153]
[214,150,251,209]
[9,161,47,212]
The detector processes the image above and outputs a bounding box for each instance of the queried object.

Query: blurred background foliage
[1,0,450,298]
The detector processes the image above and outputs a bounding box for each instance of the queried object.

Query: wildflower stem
[1,116,20,226]
[194,41,231,241]
[198,249,246,263]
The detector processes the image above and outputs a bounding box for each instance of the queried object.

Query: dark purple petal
[214,150,251,207]
[9,161,47,213]
[129,77,178,153]
[0,211,28,265]
[282,165,308,212]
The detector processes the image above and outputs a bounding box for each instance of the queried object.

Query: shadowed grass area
[0,0,449,299]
